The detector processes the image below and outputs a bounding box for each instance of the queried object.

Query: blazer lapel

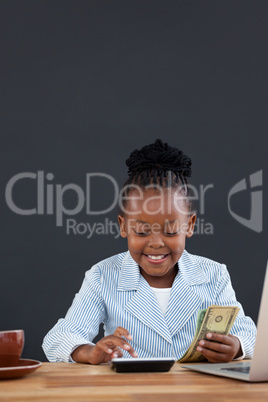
[117,250,209,342]
[118,252,172,344]
[165,250,208,336]
[124,275,173,344]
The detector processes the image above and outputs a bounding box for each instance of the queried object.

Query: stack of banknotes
[178,305,239,363]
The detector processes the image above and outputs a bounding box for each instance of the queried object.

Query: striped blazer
[42,250,257,362]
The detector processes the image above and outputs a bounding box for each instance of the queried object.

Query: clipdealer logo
[227,170,263,233]
[5,172,119,226]
[4,170,263,235]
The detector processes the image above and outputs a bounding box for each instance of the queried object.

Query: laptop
[181,261,268,382]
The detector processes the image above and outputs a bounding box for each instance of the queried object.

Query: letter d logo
[228,170,263,233]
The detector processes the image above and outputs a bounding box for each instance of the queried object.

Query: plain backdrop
[0,0,267,361]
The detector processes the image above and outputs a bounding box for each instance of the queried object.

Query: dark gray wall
[1,0,267,362]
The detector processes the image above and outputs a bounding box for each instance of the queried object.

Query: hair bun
[126,139,192,179]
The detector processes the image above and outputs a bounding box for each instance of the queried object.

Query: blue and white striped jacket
[42,250,257,362]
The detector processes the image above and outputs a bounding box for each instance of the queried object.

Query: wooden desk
[0,362,268,401]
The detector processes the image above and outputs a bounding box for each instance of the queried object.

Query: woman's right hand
[71,327,138,365]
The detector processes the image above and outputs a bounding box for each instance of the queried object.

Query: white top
[150,287,172,316]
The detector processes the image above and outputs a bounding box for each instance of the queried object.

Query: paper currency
[178,305,239,363]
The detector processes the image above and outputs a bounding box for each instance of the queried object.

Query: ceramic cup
[0,330,24,367]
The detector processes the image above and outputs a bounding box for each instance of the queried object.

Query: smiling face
[118,187,196,287]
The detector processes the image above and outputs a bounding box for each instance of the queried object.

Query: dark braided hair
[118,139,193,215]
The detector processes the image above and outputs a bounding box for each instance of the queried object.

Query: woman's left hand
[196,333,242,363]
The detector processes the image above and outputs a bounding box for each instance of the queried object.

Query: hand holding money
[178,306,240,363]
[196,332,242,363]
